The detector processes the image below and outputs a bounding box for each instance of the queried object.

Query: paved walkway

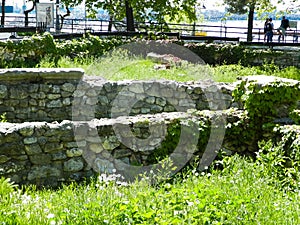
[0,33,12,39]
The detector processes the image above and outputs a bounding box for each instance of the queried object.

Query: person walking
[278,16,290,42]
[266,18,274,43]
[263,18,269,42]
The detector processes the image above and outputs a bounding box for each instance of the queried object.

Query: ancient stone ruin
[0,68,298,187]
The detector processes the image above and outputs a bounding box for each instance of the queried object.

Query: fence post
[71,19,74,33]
[56,0,60,33]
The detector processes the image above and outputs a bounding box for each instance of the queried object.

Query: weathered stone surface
[27,165,61,180]
[29,154,52,164]
[102,136,120,150]
[0,155,10,164]
[113,149,132,159]
[51,86,61,93]
[62,98,71,106]
[19,125,35,136]
[89,143,104,153]
[0,85,7,98]
[24,144,42,155]
[0,142,25,155]
[62,83,76,92]
[0,68,84,82]
[66,148,83,157]
[47,100,63,108]
[93,158,115,173]
[47,94,61,100]
[51,151,67,160]
[64,158,84,172]
[44,142,64,153]
[23,137,38,144]
[1,163,25,176]
[10,87,28,99]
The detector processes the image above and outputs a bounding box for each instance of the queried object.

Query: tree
[223,0,293,42]
[71,0,198,32]
[60,6,71,30]
[24,0,39,27]
[1,0,5,26]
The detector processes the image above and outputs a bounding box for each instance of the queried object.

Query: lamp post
[192,1,197,36]
[192,2,206,36]
[55,0,60,33]
[84,0,86,29]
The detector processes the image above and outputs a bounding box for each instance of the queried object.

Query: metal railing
[1,15,299,43]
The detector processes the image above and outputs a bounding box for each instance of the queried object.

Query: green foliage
[184,43,285,67]
[231,77,300,151]
[2,151,300,224]
[0,34,299,72]
[0,33,58,68]
[224,109,254,152]
[212,63,300,82]
[16,32,36,37]
[290,110,300,125]
[0,113,7,122]
[212,64,260,82]
[233,77,300,122]
[0,177,17,197]
[55,35,129,60]
[0,34,130,68]
[82,0,197,24]
[257,125,300,191]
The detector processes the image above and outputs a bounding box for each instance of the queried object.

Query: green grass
[38,53,300,82]
[1,153,300,225]
[86,58,213,82]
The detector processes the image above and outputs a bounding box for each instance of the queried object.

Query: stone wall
[0,69,234,122]
[250,50,300,68]
[0,69,299,187]
[0,112,222,187]
[0,69,83,122]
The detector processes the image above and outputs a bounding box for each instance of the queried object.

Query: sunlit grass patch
[1,152,300,224]
[37,52,300,83]
[84,50,214,82]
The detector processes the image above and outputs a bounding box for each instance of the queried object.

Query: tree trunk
[108,14,113,32]
[24,0,38,27]
[125,0,135,32]
[247,4,255,42]
[1,0,5,26]
[24,10,30,27]
[60,6,70,29]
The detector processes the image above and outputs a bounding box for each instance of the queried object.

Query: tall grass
[1,153,300,224]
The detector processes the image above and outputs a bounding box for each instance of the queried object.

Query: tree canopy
[66,0,198,31]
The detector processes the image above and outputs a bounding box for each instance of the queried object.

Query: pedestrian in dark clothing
[264,18,269,42]
[278,16,290,42]
[266,18,274,43]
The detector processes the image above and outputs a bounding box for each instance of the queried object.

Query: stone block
[27,165,61,180]
[64,158,84,172]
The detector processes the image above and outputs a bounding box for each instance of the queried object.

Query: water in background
[195,19,300,42]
